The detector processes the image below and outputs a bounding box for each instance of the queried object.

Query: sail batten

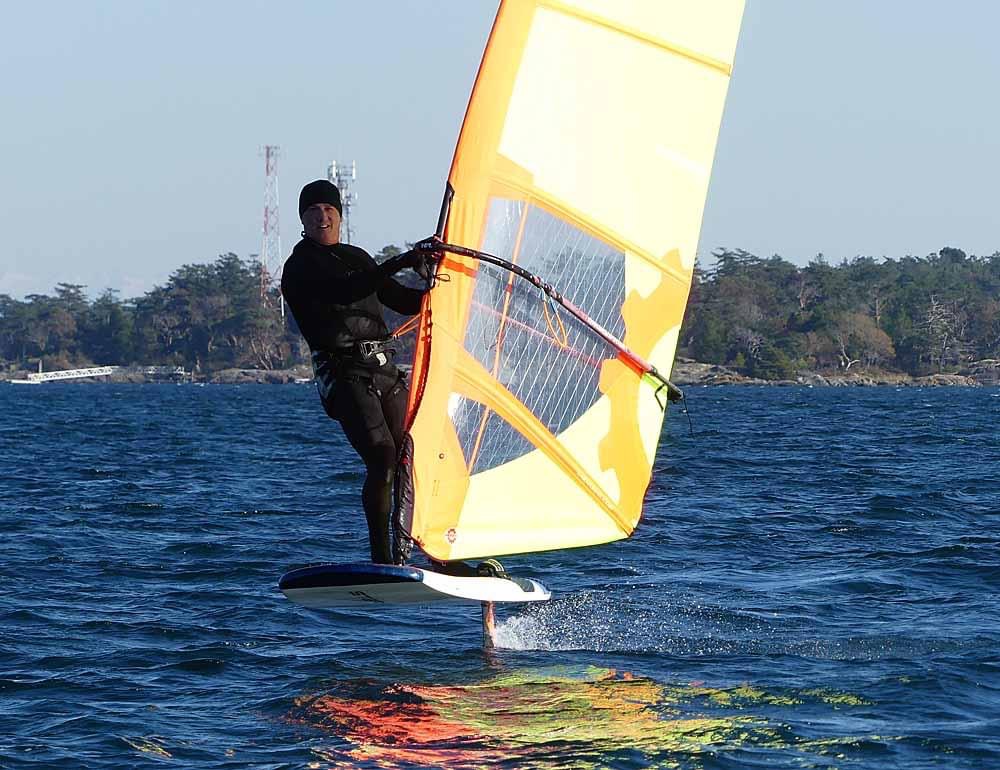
[538,0,735,75]
[483,181,697,287]
[452,347,624,525]
[403,0,745,561]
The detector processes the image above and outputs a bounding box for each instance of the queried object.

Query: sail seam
[490,173,692,288]
[454,349,633,535]
[537,0,734,76]
[468,201,531,471]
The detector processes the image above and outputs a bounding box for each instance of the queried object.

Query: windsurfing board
[279,563,550,608]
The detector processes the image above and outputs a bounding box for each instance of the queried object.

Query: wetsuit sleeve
[279,257,303,306]
[292,258,404,306]
[377,278,425,316]
[327,264,393,305]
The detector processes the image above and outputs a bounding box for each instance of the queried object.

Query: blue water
[1,384,998,769]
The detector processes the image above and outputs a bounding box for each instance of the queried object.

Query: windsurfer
[281,180,428,564]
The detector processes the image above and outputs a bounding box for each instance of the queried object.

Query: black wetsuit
[281,239,425,563]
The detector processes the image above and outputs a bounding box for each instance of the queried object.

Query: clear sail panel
[450,198,626,475]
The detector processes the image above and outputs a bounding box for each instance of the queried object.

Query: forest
[2,246,998,379]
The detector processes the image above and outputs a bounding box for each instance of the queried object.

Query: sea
[1,383,997,769]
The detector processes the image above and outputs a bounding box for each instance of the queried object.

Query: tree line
[1,254,295,374]
[2,246,997,378]
[0,247,415,375]
[681,246,1000,379]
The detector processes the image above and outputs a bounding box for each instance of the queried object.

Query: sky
[1,1,998,300]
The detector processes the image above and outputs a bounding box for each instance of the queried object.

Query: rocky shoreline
[670,358,998,388]
[5,359,998,387]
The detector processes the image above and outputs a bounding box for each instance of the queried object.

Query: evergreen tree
[3,244,999,379]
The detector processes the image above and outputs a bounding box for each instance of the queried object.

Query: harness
[311,340,400,402]
[350,338,394,364]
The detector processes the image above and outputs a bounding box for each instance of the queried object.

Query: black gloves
[410,236,444,282]
[382,244,440,282]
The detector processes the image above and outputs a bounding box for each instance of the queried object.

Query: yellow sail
[403,0,744,561]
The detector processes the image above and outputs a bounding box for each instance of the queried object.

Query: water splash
[492,589,963,662]
[493,590,772,654]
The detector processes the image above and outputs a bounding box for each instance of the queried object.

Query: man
[281,179,428,564]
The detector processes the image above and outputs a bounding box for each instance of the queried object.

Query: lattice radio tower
[327,160,357,244]
[260,145,283,311]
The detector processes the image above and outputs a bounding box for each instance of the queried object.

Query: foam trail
[493,589,953,660]
[493,591,708,652]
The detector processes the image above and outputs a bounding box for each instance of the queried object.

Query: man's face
[302,203,341,246]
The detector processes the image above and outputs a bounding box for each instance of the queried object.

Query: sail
[403,0,745,561]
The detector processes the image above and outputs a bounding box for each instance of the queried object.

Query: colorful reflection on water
[288,666,885,769]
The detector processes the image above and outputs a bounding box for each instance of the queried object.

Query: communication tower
[260,145,283,310]
[327,160,357,244]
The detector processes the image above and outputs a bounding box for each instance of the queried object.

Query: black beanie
[298,179,343,218]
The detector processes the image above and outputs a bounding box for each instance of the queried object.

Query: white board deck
[279,562,551,607]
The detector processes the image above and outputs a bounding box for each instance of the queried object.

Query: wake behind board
[279,563,550,608]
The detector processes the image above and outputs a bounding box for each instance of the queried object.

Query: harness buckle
[355,338,393,366]
[356,339,382,359]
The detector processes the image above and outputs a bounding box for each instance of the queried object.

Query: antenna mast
[327,160,357,244]
[260,145,283,311]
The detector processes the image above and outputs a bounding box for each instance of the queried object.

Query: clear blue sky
[2,1,997,300]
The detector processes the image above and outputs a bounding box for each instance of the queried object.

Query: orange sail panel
[405,0,745,561]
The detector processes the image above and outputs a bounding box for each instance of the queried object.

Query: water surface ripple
[1,384,998,768]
